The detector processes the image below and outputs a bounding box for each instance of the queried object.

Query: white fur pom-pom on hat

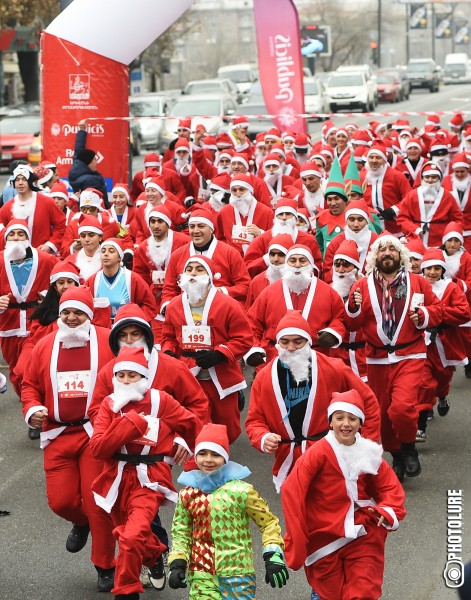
[214,272,222,280]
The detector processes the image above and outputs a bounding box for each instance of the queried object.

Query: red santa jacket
[443,174,471,244]
[0,193,66,253]
[245,353,380,491]
[89,348,209,428]
[129,199,187,245]
[323,230,379,284]
[243,229,322,278]
[161,286,253,399]
[162,159,200,200]
[345,270,443,364]
[161,237,250,307]
[0,248,57,337]
[90,389,200,512]
[61,211,124,257]
[246,278,346,362]
[246,270,273,309]
[216,201,275,256]
[396,187,463,247]
[130,167,186,203]
[394,156,426,188]
[109,205,137,230]
[281,432,406,568]
[21,325,115,447]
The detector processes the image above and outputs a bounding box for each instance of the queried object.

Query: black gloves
[317,331,338,348]
[176,221,189,231]
[184,196,196,208]
[245,352,266,367]
[168,559,187,589]
[195,350,226,369]
[163,350,177,358]
[264,552,289,588]
[379,207,396,221]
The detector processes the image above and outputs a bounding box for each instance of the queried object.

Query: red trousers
[459,327,471,358]
[110,470,166,596]
[305,520,387,600]
[198,379,241,444]
[367,359,424,452]
[417,344,455,413]
[1,336,25,396]
[43,429,115,569]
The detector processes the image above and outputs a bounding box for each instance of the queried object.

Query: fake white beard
[217,164,231,174]
[175,156,190,173]
[276,343,312,384]
[303,187,323,213]
[229,192,253,217]
[147,236,168,268]
[431,156,449,173]
[331,270,358,299]
[399,136,411,152]
[255,149,267,166]
[365,162,387,183]
[421,181,441,201]
[266,263,285,284]
[452,174,470,193]
[272,216,297,237]
[345,225,370,254]
[298,223,310,233]
[118,337,151,360]
[110,376,149,413]
[264,169,282,187]
[4,240,30,262]
[75,248,101,280]
[283,264,313,295]
[179,273,211,304]
[56,317,91,349]
[444,248,463,279]
[12,197,35,221]
[208,190,225,211]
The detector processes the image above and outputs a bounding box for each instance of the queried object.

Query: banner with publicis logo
[253,0,306,133]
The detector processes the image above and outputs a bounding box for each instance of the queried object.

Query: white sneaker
[416,429,426,443]
[140,565,152,588]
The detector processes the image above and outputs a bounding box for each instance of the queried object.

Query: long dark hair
[29,285,61,326]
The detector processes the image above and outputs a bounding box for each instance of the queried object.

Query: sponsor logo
[51,123,61,137]
[69,74,90,101]
[60,123,105,136]
[273,34,296,104]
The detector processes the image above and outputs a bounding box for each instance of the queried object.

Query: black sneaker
[66,524,90,553]
[96,567,115,593]
[401,443,421,478]
[149,555,166,590]
[437,396,450,417]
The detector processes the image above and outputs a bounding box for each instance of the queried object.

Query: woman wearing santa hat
[281,389,406,600]
[109,183,136,230]
[65,215,103,281]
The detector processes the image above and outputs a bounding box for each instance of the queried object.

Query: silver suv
[406,59,440,93]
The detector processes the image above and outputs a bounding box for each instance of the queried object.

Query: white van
[217,64,258,96]
[443,53,471,84]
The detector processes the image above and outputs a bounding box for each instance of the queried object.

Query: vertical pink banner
[253,0,306,134]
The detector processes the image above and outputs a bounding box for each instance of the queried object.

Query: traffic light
[301,25,332,58]
[370,41,379,66]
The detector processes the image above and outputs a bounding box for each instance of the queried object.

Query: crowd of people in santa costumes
[0,109,471,600]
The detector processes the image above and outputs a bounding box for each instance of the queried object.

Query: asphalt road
[1,84,471,599]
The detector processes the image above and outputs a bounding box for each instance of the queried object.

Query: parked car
[129,92,176,153]
[0,114,41,169]
[326,71,377,112]
[217,64,258,97]
[377,67,410,100]
[304,77,329,120]
[183,78,241,103]
[406,58,440,92]
[376,73,401,103]
[158,93,238,152]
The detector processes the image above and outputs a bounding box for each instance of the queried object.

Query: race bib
[152,270,166,286]
[231,224,254,245]
[410,293,424,309]
[57,370,90,399]
[133,416,160,447]
[181,325,212,350]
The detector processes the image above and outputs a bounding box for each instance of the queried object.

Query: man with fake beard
[442,153,471,252]
[0,219,57,400]
[323,199,380,283]
[245,244,346,368]
[360,144,410,235]
[397,161,462,247]
[246,234,292,308]
[21,286,116,593]
[260,152,296,205]
[345,235,443,481]
[429,139,451,177]
[90,346,200,599]
[130,152,186,204]
[216,174,273,256]
[162,256,253,444]
[245,310,380,492]
[162,138,200,202]
[243,198,322,278]
[296,162,325,217]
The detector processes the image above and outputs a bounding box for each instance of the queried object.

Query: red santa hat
[265,128,282,142]
[392,118,410,131]
[286,244,314,268]
[111,183,131,203]
[218,149,234,162]
[80,188,104,211]
[145,176,166,196]
[4,218,30,240]
[328,390,365,422]
[269,233,293,254]
[406,137,423,152]
[274,198,298,218]
[297,209,311,229]
[194,423,229,463]
[231,115,249,129]
[209,172,232,193]
[345,199,371,223]
[442,221,464,245]
[420,161,443,181]
[369,121,386,136]
[319,145,335,160]
[334,239,361,270]
[174,138,190,153]
[136,192,147,208]
[335,128,350,139]
[300,162,322,179]
[183,255,220,281]
[216,132,233,148]
[367,143,388,162]
[429,139,449,155]
[449,111,464,129]
[59,285,94,319]
[322,120,337,139]
[282,131,296,142]
[230,153,250,170]
[425,113,440,128]
[113,346,149,378]
[188,207,215,231]
[294,133,311,149]
[78,215,103,236]
[275,309,313,345]
[351,129,372,147]
[203,135,218,150]
[403,235,426,259]
[112,303,150,332]
[452,153,470,170]
[354,146,367,163]
[178,118,192,132]
[463,126,471,141]
[50,261,81,286]
[102,238,124,260]
[398,129,412,139]
[230,173,254,193]
[255,132,266,148]
[263,153,282,168]
[33,165,53,186]
[271,145,286,160]
[50,181,69,202]
[148,204,172,227]
[421,247,447,272]
[144,152,161,167]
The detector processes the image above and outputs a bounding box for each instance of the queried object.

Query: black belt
[279,430,329,446]
[340,341,366,350]
[51,418,90,427]
[8,301,37,310]
[112,453,166,465]
[369,337,421,354]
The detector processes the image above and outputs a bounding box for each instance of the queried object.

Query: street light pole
[377,0,382,68]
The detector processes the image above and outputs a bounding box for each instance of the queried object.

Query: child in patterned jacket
[168,423,288,599]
